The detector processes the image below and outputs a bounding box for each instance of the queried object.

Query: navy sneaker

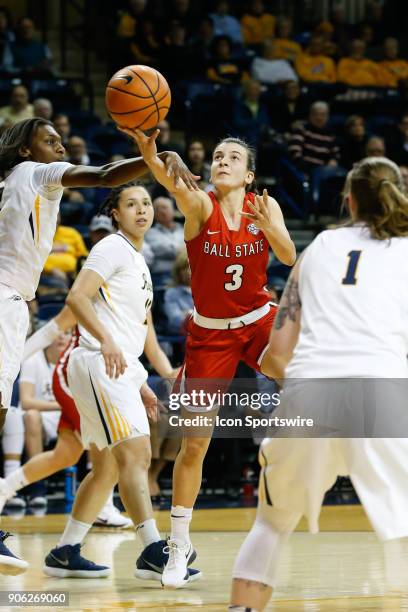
[0,531,28,575]
[43,544,110,578]
[135,539,201,584]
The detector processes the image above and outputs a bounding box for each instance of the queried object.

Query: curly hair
[97,181,149,229]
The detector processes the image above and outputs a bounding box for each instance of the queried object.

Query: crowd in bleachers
[3,0,408,508]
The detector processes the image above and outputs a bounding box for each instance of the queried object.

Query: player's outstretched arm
[23,306,77,362]
[144,311,179,379]
[261,261,302,379]
[241,189,296,266]
[66,270,127,379]
[123,127,210,221]
[60,149,198,190]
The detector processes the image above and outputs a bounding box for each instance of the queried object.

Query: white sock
[2,409,24,456]
[58,517,92,548]
[4,459,20,478]
[136,518,161,548]
[22,319,60,361]
[170,505,192,545]
[5,467,28,494]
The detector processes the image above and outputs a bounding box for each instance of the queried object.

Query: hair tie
[379,178,391,188]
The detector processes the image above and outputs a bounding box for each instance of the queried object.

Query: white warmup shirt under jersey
[79,231,154,358]
[286,224,408,378]
[0,160,74,301]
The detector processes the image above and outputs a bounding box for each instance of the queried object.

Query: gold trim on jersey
[97,384,131,443]
[99,283,115,311]
[34,194,40,246]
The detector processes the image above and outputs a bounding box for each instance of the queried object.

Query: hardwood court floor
[1,506,408,612]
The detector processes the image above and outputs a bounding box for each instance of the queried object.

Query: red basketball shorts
[52,364,81,434]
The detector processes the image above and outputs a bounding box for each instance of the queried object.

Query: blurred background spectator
[340,115,368,169]
[185,140,211,187]
[145,196,185,281]
[13,17,53,76]
[210,0,242,45]
[251,38,297,84]
[241,0,275,49]
[206,35,249,84]
[163,250,193,335]
[43,214,89,282]
[231,78,269,146]
[33,97,53,120]
[0,84,33,126]
[295,34,337,84]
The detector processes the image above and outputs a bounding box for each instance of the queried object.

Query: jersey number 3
[225,264,243,291]
[342,250,362,285]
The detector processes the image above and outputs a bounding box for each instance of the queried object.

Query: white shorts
[0,284,29,410]
[260,436,408,541]
[41,410,61,445]
[67,346,149,450]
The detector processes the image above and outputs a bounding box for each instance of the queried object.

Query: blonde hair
[171,249,190,285]
[349,156,408,240]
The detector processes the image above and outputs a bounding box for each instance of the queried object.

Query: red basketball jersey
[186,191,270,318]
[54,326,80,392]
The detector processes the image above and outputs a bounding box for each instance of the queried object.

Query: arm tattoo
[274,278,301,330]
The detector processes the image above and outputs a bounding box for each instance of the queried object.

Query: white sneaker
[94,502,133,529]
[161,539,196,588]
[27,496,47,508]
[0,478,15,514]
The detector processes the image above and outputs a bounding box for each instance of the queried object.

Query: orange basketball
[105,65,171,130]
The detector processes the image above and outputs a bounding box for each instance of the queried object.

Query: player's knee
[115,444,151,472]
[24,409,42,433]
[180,438,209,465]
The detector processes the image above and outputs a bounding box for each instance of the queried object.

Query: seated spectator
[289,101,340,173]
[53,113,71,146]
[185,140,211,187]
[340,115,368,169]
[0,84,33,127]
[145,197,185,278]
[388,113,408,165]
[207,35,249,84]
[231,78,269,147]
[33,97,53,120]
[331,4,355,56]
[365,135,386,157]
[12,17,53,75]
[161,21,193,80]
[88,214,114,247]
[210,0,242,45]
[117,0,148,39]
[155,119,184,157]
[164,249,193,335]
[380,38,408,88]
[62,136,96,215]
[295,35,337,84]
[20,331,70,506]
[337,39,387,87]
[251,38,297,85]
[241,0,275,48]
[66,135,90,165]
[314,21,339,58]
[43,214,89,279]
[0,7,16,73]
[129,18,161,66]
[189,16,214,67]
[356,22,378,59]
[273,16,302,63]
[269,80,309,134]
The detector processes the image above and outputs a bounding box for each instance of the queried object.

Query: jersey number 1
[342,250,362,285]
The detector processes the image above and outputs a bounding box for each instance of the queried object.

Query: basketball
[105,65,171,130]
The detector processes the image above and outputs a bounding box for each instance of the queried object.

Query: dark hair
[214,136,257,193]
[348,156,408,239]
[98,181,150,229]
[0,118,53,175]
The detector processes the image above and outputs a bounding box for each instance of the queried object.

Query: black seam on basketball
[108,86,170,115]
[137,108,162,130]
[126,70,160,123]
[128,67,161,97]
[106,85,153,100]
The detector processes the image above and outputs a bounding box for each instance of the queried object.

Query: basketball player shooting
[122,125,296,588]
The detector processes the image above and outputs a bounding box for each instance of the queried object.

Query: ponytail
[350,157,408,239]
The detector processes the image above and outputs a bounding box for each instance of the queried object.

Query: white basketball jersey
[79,232,153,358]
[0,160,73,300]
[286,225,408,378]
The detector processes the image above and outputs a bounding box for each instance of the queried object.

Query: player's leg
[163,324,240,587]
[0,428,83,512]
[43,443,116,578]
[0,285,30,575]
[1,407,25,508]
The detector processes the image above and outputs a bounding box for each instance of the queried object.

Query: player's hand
[163,152,200,191]
[140,383,159,422]
[101,337,127,379]
[118,126,158,163]
[240,189,273,233]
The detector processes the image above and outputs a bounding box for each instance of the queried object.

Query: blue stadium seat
[38,302,65,321]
